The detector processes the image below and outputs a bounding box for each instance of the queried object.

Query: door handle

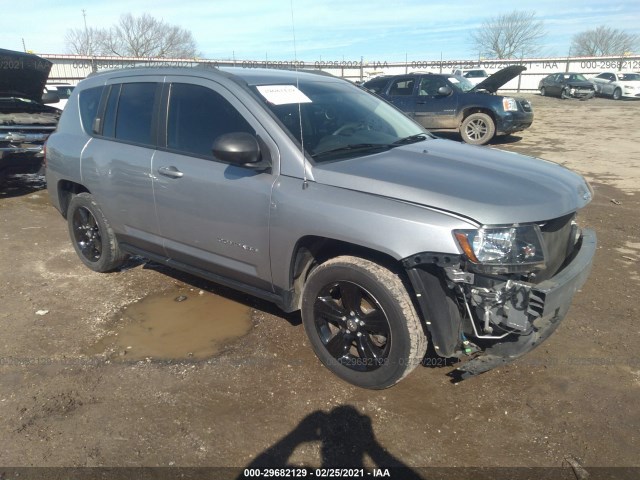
[158,166,184,178]
[417,100,428,104]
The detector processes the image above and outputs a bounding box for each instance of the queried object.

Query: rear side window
[115,83,158,145]
[166,83,253,158]
[78,86,104,135]
[363,77,388,94]
[388,78,415,96]
[101,83,159,145]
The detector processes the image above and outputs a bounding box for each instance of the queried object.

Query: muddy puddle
[89,288,253,361]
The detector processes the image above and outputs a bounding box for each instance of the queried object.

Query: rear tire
[613,88,622,100]
[301,256,428,389]
[67,192,127,272]
[540,87,546,96]
[460,113,495,145]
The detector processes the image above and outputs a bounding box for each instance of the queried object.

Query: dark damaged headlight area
[403,215,596,381]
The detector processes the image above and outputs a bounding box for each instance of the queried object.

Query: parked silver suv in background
[46,66,596,388]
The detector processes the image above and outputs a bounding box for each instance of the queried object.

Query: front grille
[518,100,532,112]
[536,213,576,281]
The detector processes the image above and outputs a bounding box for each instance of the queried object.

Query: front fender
[268,177,475,292]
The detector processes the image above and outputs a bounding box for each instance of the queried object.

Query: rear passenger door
[81,77,165,255]
[152,78,277,291]
[384,76,417,114]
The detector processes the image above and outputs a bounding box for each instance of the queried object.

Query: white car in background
[43,84,75,109]
[452,68,489,85]
[590,72,640,100]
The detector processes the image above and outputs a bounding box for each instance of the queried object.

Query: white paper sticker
[256,85,312,105]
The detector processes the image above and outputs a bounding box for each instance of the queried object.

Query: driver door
[412,76,458,129]
[384,76,417,114]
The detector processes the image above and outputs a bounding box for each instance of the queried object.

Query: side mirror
[437,86,453,96]
[41,92,60,104]
[212,132,269,169]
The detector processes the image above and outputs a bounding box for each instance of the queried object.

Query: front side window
[166,83,254,157]
[419,76,450,96]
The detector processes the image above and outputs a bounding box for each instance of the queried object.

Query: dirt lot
[1,94,639,476]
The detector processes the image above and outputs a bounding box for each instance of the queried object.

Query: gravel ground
[0,94,638,477]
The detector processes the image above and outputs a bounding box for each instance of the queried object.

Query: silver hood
[312,139,592,225]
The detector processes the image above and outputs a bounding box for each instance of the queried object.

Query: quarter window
[166,83,253,158]
[78,86,104,135]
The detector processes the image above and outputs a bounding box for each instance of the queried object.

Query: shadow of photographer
[239,405,421,479]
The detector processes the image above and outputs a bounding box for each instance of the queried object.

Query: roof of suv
[85,66,341,87]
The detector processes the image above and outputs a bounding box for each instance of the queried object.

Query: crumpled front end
[562,84,595,100]
[404,214,596,381]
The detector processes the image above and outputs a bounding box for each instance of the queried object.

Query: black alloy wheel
[72,206,102,262]
[301,256,428,389]
[67,192,127,272]
[313,280,391,372]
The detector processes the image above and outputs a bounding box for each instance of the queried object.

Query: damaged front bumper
[562,87,595,100]
[404,228,596,380]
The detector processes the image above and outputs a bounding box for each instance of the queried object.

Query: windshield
[620,73,640,81]
[253,80,429,162]
[446,75,475,92]
[48,86,74,99]
[464,70,487,78]
[565,74,588,82]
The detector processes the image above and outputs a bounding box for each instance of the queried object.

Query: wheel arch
[459,106,497,127]
[57,180,90,218]
[287,236,406,312]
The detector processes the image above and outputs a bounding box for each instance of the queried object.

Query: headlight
[454,225,546,271]
[502,97,518,112]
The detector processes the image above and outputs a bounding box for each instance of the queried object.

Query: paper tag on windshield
[256,85,312,105]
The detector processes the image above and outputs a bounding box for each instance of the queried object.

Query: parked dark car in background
[538,73,595,100]
[0,48,60,181]
[363,66,533,145]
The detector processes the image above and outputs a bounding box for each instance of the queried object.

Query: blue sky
[3,0,639,61]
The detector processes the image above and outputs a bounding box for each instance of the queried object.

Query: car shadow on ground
[139,260,302,326]
[0,173,47,199]
[431,132,523,145]
[238,405,422,477]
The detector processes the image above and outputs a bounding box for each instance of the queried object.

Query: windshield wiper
[392,133,430,145]
[312,143,396,159]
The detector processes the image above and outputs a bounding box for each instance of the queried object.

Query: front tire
[67,192,127,272]
[540,86,546,96]
[301,256,428,389]
[613,88,622,100]
[460,113,495,145]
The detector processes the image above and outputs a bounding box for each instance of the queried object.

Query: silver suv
[46,66,596,389]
